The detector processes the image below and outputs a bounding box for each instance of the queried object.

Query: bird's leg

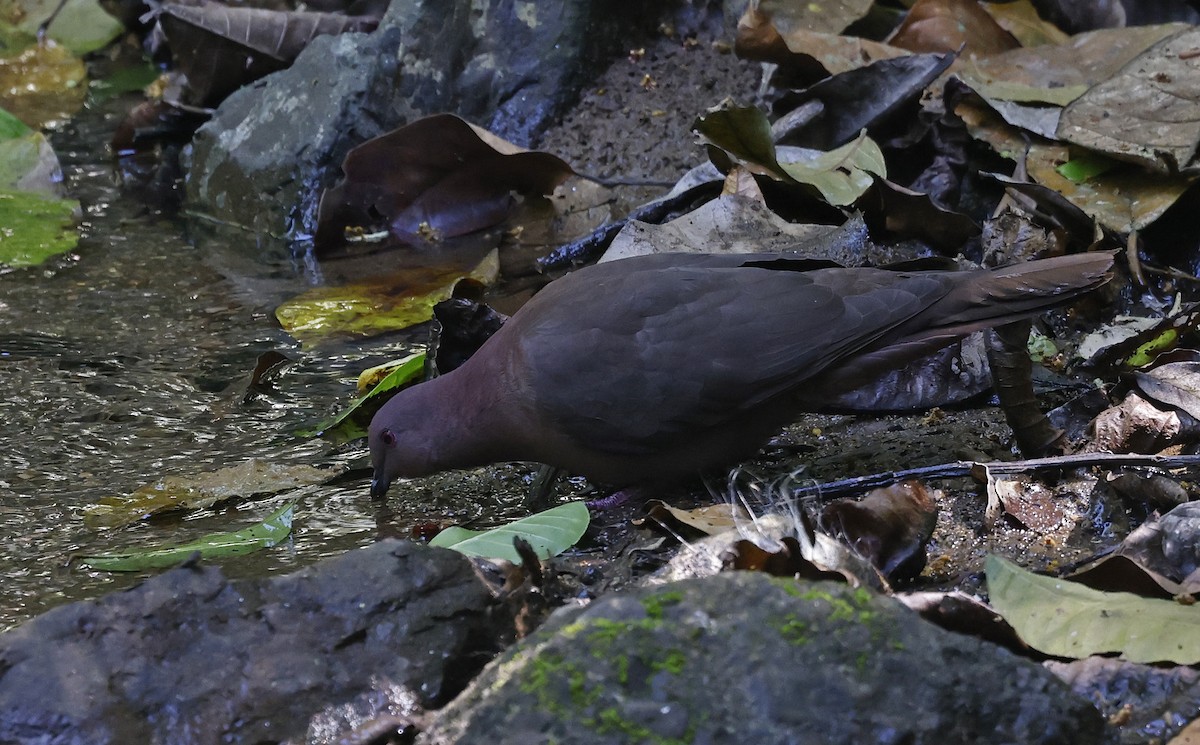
[985,320,1066,456]
[527,464,566,511]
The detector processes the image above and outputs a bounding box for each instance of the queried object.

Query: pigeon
[369,251,1113,498]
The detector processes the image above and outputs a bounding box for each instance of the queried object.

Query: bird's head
[368,415,432,499]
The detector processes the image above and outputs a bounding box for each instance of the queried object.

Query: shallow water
[0,75,544,631]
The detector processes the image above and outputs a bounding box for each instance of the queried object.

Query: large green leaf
[429,502,590,563]
[777,133,887,206]
[694,104,885,206]
[986,555,1200,664]
[76,503,295,572]
[0,188,79,268]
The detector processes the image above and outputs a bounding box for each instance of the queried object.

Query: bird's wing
[511,256,952,456]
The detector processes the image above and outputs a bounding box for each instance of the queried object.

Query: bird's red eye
[381,429,397,446]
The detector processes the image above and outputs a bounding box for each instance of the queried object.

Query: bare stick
[793,452,1200,501]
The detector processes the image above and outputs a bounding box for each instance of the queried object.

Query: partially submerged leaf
[84,459,333,528]
[297,351,425,441]
[357,351,425,393]
[0,188,79,268]
[0,37,86,127]
[986,555,1200,664]
[76,502,295,572]
[275,248,499,345]
[315,114,575,252]
[428,502,590,563]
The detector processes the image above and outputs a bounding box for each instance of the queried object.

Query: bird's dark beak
[370,473,390,500]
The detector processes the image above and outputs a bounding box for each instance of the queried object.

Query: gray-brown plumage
[369,252,1113,498]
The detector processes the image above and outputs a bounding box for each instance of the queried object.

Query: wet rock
[0,540,504,744]
[1046,656,1200,743]
[420,573,1108,745]
[185,0,646,240]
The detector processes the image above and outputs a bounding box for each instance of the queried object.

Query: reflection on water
[0,63,565,632]
[0,84,394,630]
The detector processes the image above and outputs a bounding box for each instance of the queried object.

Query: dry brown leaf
[1058,26,1200,173]
[887,0,1019,57]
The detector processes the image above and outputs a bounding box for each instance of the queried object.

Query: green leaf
[692,104,783,175]
[87,59,160,104]
[777,133,887,206]
[693,104,886,206]
[986,555,1200,664]
[0,188,79,268]
[0,106,31,138]
[76,502,296,572]
[1,0,124,54]
[297,351,426,441]
[1055,152,1117,183]
[429,502,590,563]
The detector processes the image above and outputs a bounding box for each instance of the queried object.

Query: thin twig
[793,452,1200,501]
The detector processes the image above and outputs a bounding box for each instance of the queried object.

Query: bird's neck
[407,361,522,473]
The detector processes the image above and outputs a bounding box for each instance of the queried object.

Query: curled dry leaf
[1072,500,1200,597]
[983,475,1066,532]
[957,100,1194,234]
[431,298,508,375]
[886,0,1020,57]
[1134,361,1200,421]
[737,3,909,79]
[820,480,939,582]
[1091,392,1194,454]
[896,590,1026,652]
[981,0,1069,48]
[315,114,575,253]
[776,52,956,151]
